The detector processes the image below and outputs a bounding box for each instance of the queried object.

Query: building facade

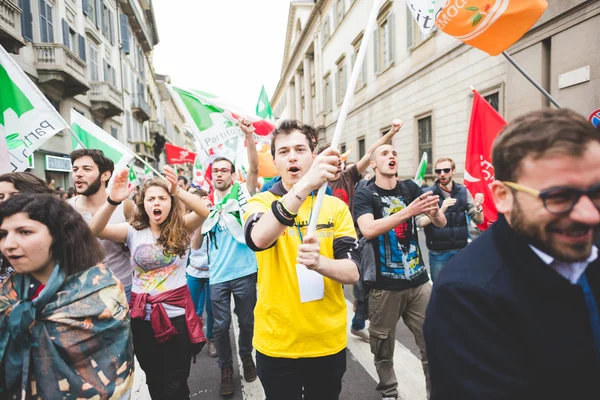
[1,0,190,187]
[272,0,600,181]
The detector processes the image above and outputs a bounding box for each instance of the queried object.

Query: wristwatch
[475,206,483,213]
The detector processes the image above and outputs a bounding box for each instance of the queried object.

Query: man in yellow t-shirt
[243,120,360,399]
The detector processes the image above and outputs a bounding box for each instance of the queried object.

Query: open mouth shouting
[74,180,86,189]
[6,254,24,263]
[152,208,163,221]
[288,165,301,178]
[388,160,397,169]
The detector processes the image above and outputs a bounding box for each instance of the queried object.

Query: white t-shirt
[126,226,188,319]
[186,239,209,279]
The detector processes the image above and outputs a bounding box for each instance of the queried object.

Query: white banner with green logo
[0,44,68,173]
[70,110,135,175]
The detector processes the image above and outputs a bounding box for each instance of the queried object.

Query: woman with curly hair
[90,165,210,400]
[0,194,133,398]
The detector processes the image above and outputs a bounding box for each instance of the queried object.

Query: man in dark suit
[424,108,600,399]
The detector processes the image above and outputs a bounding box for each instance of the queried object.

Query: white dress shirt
[530,245,599,284]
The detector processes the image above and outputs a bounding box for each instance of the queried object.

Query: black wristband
[107,196,122,206]
[271,200,295,227]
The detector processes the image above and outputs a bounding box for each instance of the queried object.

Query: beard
[213,180,232,192]
[79,175,103,197]
[510,198,598,262]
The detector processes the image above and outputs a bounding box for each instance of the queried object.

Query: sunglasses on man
[435,168,452,174]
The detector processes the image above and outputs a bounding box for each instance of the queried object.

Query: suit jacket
[424,215,600,400]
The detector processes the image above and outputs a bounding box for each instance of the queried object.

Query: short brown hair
[492,108,600,182]
[70,149,115,187]
[434,157,456,169]
[271,120,317,157]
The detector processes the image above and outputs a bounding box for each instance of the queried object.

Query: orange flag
[257,143,278,178]
[436,0,548,56]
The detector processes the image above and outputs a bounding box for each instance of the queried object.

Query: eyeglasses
[503,181,600,215]
[212,168,231,175]
[434,168,452,174]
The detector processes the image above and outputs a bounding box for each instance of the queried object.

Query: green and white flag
[168,85,274,153]
[0,44,68,173]
[128,167,140,187]
[413,152,428,187]
[144,164,153,180]
[255,85,273,120]
[70,110,135,175]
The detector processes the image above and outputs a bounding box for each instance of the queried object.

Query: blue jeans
[211,273,257,369]
[429,249,460,282]
[187,275,213,340]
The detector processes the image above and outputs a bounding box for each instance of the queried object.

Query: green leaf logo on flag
[0,64,34,127]
[255,85,273,120]
[128,167,139,186]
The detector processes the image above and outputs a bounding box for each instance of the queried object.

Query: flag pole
[66,127,87,148]
[132,152,164,179]
[502,51,562,109]
[306,0,383,236]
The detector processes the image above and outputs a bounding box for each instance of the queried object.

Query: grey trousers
[368,284,431,399]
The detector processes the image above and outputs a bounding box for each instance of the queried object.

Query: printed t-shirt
[244,184,359,358]
[126,225,188,319]
[207,183,257,285]
[354,180,429,291]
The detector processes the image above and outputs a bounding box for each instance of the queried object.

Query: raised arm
[238,117,259,195]
[88,169,132,243]
[247,148,342,250]
[355,119,403,175]
[163,166,210,235]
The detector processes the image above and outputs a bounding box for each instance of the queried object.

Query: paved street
[132,230,432,400]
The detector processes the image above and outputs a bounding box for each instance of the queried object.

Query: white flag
[406,0,448,35]
[70,110,135,174]
[0,44,68,172]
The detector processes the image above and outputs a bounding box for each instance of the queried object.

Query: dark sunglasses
[504,181,600,215]
[434,168,452,174]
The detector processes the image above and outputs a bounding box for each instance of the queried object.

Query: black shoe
[220,366,234,397]
[241,355,257,382]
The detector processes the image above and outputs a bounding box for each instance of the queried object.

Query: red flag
[165,143,196,165]
[464,90,507,230]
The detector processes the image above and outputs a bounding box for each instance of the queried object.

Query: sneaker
[220,366,234,397]
[241,355,257,382]
[207,341,217,358]
[351,328,370,343]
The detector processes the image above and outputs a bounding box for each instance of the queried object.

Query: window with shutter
[82,0,89,16]
[62,19,70,48]
[332,2,337,28]
[89,43,99,80]
[337,0,345,25]
[373,27,379,75]
[417,115,433,175]
[20,0,33,42]
[108,9,114,45]
[120,14,130,54]
[387,12,395,66]
[406,6,414,49]
[78,35,86,61]
[39,0,54,43]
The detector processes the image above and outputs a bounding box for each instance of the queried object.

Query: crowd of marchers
[0,108,599,400]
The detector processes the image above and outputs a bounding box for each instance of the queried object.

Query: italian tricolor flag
[128,167,140,187]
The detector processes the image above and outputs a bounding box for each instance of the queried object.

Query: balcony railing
[33,43,89,95]
[0,0,25,53]
[132,94,152,122]
[89,81,123,117]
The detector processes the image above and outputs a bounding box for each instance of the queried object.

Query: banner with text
[0,45,67,173]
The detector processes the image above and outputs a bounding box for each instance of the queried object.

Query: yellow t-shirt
[244,191,359,358]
